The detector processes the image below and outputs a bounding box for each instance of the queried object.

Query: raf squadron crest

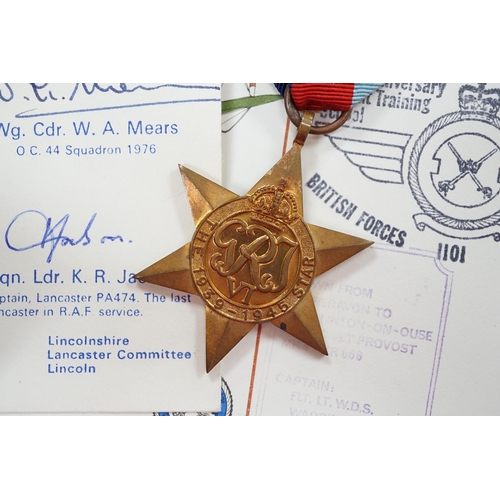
[409,84,500,240]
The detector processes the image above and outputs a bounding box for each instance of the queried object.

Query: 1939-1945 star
[135,141,372,372]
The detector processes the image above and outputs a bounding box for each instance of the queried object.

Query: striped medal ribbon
[275,83,382,111]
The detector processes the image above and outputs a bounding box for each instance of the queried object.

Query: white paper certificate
[0,83,221,412]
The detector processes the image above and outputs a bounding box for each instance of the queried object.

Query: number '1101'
[437,243,466,263]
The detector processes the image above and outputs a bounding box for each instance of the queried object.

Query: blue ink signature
[67,83,219,101]
[5,210,125,263]
[0,83,14,102]
[100,235,123,243]
[1,83,221,118]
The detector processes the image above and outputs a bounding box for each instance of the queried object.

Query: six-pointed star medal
[135,144,373,372]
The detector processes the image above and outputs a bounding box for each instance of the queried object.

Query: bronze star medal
[135,111,372,372]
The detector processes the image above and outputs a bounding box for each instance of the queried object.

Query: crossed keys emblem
[438,141,498,199]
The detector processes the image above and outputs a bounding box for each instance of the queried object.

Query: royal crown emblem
[250,179,298,231]
[459,84,500,116]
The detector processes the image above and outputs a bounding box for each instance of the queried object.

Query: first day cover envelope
[216,83,500,416]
